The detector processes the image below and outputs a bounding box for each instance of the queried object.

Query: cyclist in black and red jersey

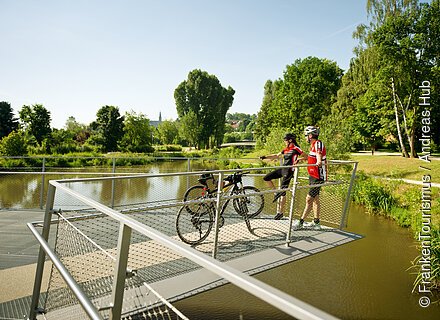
[260,133,303,220]
[294,126,327,230]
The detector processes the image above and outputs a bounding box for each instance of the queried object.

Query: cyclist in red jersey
[260,133,303,220]
[294,126,327,230]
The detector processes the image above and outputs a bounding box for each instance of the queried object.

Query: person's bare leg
[301,194,313,220]
[277,195,287,215]
[312,195,320,220]
[265,180,275,190]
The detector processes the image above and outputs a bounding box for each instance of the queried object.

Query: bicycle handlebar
[198,171,251,186]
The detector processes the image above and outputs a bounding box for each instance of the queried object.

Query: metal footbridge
[3,161,359,320]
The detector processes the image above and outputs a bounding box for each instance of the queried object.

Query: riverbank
[351,173,440,297]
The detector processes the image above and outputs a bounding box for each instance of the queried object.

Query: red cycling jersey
[281,144,303,167]
[307,140,327,180]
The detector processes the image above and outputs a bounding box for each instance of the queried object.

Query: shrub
[352,174,396,213]
[257,127,289,153]
[154,145,183,152]
[218,147,243,159]
[223,132,241,143]
[0,131,28,156]
[389,207,412,227]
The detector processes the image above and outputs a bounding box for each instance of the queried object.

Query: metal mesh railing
[28,161,356,320]
[45,212,116,313]
[42,210,193,320]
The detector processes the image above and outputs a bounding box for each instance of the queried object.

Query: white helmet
[304,126,320,136]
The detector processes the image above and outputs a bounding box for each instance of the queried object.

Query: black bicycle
[176,171,264,245]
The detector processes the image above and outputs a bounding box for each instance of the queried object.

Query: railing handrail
[45,161,357,184]
[47,178,339,320]
[27,222,104,320]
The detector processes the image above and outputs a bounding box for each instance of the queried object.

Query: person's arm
[316,152,322,167]
[315,141,323,167]
[292,146,306,163]
[296,150,308,163]
[260,152,281,161]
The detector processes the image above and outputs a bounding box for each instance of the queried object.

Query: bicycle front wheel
[176,204,214,245]
[233,186,264,218]
[183,185,209,214]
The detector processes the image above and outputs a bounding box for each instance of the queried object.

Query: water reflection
[1,161,201,209]
[0,174,47,209]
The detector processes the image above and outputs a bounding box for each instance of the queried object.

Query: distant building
[230,120,241,130]
[150,112,162,128]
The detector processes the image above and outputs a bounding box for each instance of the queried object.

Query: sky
[1,0,369,129]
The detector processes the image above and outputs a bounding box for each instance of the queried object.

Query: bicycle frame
[200,173,245,197]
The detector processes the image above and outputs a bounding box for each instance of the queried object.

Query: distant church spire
[159,112,162,122]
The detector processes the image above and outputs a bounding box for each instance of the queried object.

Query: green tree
[0,130,28,156]
[174,69,235,148]
[90,105,124,152]
[255,80,278,142]
[119,111,151,153]
[19,104,52,145]
[366,0,418,26]
[178,111,201,149]
[0,101,19,139]
[370,1,440,157]
[255,57,342,143]
[157,120,179,145]
[258,126,291,154]
[49,128,78,154]
[64,116,90,145]
[335,1,439,156]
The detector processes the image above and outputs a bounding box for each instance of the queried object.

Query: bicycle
[176,171,264,245]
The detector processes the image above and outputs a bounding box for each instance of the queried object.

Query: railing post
[286,167,299,246]
[339,162,358,229]
[212,172,224,259]
[276,159,283,213]
[110,222,132,320]
[39,157,46,209]
[187,158,191,190]
[29,183,56,320]
[111,158,116,208]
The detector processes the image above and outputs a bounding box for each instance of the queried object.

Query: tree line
[256,0,439,158]
[1,1,438,158]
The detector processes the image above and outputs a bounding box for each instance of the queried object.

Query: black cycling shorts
[308,176,324,198]
[263,168,293,189]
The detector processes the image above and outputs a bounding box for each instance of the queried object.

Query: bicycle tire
[176,204,214,245]
[232,186,264,218]
[183,185,210,215]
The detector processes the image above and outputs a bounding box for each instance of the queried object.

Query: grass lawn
[350,154,440,182]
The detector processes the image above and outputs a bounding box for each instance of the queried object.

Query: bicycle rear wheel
[233,186,264,218]
[176,203,214,245]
